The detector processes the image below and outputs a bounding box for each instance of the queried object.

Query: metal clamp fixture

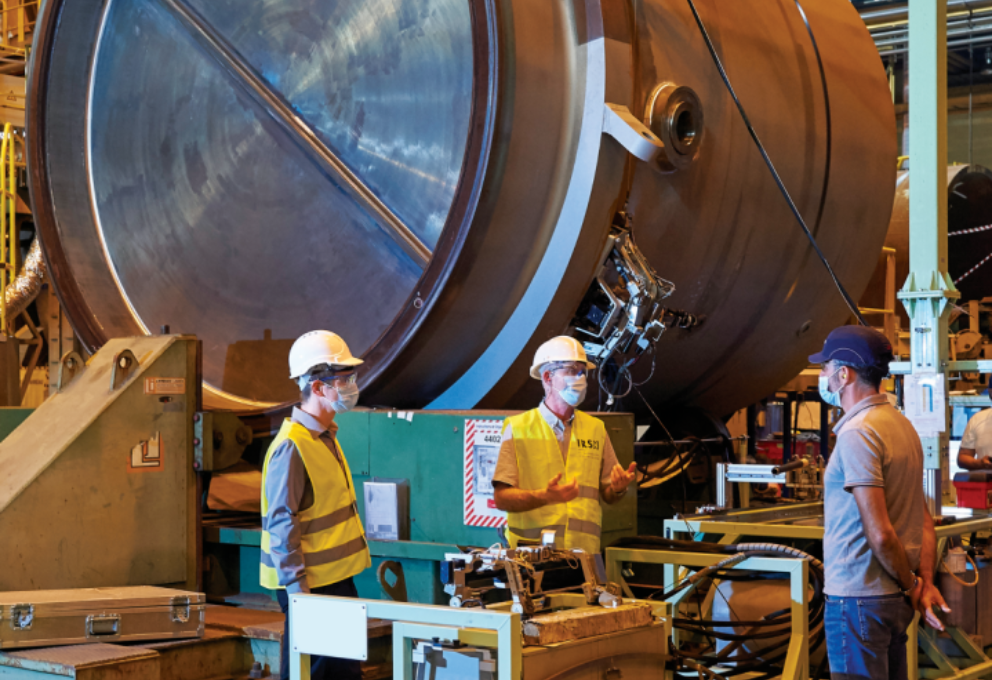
[443,540,623,617]
[193,411,253,472]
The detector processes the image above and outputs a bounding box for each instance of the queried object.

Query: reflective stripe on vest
[503,408,606,553]
[260,419,371,589]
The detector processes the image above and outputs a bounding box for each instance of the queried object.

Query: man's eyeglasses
[552,365,587,378]
[315,372,358,389]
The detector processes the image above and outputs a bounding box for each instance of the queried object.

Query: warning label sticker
[464,418,507,528]
[144,378,185,395]
[128,432,164,473]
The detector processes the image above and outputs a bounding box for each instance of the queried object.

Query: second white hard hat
[529,336,596,379]
[289,330,363,379]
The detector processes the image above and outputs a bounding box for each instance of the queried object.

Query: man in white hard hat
[493,336,637,553]
[260,330,370,680]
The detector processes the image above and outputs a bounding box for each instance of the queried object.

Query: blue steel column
[897,0,958,514]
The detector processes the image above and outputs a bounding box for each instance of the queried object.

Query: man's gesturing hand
[915,580,951,631]
[611,462,637,493]
[543,473,579,504]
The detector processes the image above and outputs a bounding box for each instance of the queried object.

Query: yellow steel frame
[0,122,16,336]
[605,547,809,680]
[288,592,673,680]
[0,0,36,57]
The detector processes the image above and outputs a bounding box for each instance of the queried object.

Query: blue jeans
[825,593,915,680]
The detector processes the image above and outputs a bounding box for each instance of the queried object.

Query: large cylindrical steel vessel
[28,0,895,416]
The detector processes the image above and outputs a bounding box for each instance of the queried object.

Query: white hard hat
[288,330,363,379]
[529,336,596,379]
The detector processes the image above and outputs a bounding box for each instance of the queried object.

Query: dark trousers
[825,593,915,680]
[277,578,362,680]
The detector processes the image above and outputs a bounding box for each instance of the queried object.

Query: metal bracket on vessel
[602,103,664,163]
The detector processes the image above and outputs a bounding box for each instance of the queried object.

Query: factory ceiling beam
[154,0,432,270]
[860,0,992,28]
[862,0,992,56]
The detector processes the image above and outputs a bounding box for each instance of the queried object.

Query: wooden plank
[203,605,282,637]
[521,603,654,646]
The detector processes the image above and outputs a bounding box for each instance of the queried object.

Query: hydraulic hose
[609,536,826,675]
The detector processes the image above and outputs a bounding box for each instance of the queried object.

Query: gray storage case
[0,586,205,649]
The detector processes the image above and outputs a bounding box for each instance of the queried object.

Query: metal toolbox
[0,586,204,649]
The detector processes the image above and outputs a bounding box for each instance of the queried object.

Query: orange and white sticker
[128,432,164,473]
[144,377,185,395]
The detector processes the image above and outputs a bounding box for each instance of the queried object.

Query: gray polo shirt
[263,407,349,594]
[823,394,924,596]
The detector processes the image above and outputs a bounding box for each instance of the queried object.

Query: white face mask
[559,374,587,408]
[818,368,844,408]
[330,383,360,413]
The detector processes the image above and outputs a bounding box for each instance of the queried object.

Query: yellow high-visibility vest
[503,408,605,553]
[260,419,370,590]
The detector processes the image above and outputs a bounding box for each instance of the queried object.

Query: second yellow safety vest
[503,408,606,553]
[260,419,370,590]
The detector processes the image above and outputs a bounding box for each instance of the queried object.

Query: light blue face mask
[818,368,844,408]
[331,383,360,413]
[559,375,588,407]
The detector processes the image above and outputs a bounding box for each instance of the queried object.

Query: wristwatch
[900,574,920,596]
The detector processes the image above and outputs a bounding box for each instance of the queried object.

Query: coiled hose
[611,536,826,679]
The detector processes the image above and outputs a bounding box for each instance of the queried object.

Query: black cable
[792,0,833,248]
[617,536,826,673]
[684,0,867,326]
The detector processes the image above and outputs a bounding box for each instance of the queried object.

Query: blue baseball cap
[808,325,894,367]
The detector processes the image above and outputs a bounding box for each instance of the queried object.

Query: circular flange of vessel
[645,82,704,172]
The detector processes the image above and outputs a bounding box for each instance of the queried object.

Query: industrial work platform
[654,502,992,680]
[663,502,992,543]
